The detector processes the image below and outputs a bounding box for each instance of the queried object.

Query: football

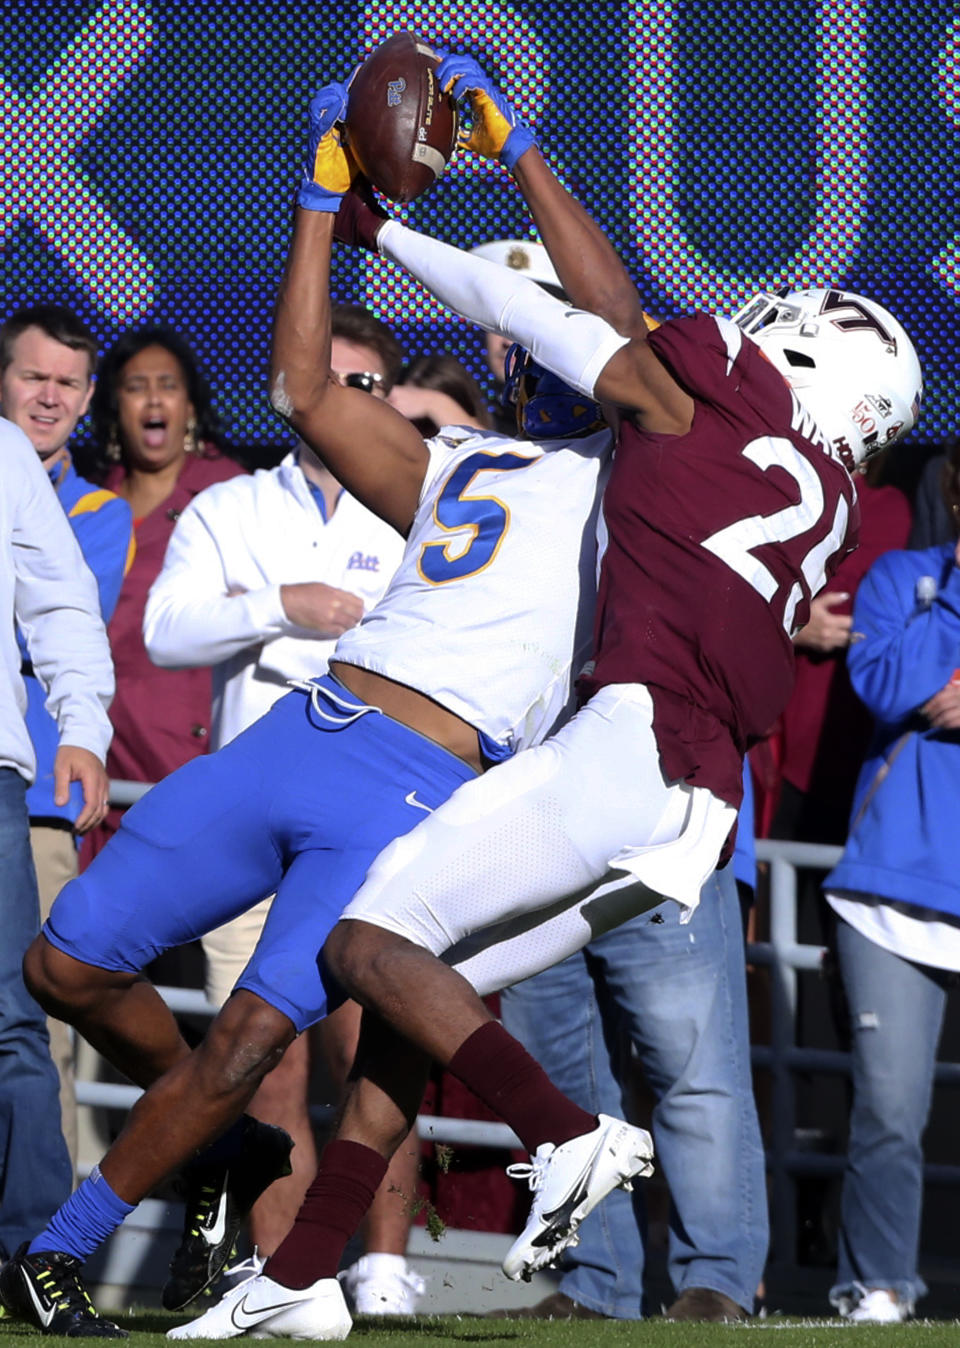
[345,32,458,203]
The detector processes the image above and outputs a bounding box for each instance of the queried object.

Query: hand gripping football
[345,32,458,202]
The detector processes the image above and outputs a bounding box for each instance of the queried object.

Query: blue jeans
[831,914,950,1311]
[0,768,72,1254]
[500,866,767,1318]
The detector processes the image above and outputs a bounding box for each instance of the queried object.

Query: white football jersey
[333,424,611,755]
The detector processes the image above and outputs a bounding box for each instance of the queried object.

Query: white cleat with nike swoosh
[502,1113,655,1282]
[164,1118,294,1312]
[166,1273,351,1341]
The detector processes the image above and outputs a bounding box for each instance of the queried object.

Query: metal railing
[752,839,960,1262]
[74,788,960,1269]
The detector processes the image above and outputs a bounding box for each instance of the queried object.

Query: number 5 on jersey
[418,450,536,585]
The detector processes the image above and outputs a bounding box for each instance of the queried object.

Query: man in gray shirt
[0,416,114,1260]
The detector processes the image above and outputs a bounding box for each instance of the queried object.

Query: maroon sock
[448,1022,597,1153]
[263,1140,387,1289]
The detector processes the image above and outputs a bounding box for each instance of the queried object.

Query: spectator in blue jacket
[0,305,133,1172]
[823,438,960,1324]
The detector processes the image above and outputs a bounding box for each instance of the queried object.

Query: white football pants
[341,684,736,995]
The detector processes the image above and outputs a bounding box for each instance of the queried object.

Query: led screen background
[3,0,958,452]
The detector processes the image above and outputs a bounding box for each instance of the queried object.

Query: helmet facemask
[733,289,923,471]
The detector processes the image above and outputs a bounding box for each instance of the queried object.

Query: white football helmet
[733,288,923,470]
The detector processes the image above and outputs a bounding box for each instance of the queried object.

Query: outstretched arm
[438,55,647,338]
[436,55,692,434]
[270,87,429,536]
[508,150,691,428]
[512,149,646,337]
[337,185,679,429]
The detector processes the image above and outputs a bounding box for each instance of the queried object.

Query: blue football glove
[436,54,536,171]
[298,83,356,212]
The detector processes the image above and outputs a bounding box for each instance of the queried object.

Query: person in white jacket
[143,306,412,1311]
[0,416,114,1258]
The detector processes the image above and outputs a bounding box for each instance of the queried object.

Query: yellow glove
[436,54,536,169]
[299,84,356,211]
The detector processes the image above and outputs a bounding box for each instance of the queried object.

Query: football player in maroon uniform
[169,63,923,1340]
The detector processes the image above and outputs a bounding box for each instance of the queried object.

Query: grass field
[3,1310,960,1347]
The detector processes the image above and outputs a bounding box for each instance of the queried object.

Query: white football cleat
[842,1289,909,1324]
[166,1272,352,1341]
[502,1114,654,1281]
[217,1249,265,1295]
[338,1254,425,1316]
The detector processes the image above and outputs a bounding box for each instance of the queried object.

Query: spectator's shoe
[841,1288,909,1324]
[163,1118,294,1311]
[486,1291,608,1320]
[663,1288,748,1321]
[166,1272,351,1340]
[0,1244,127,1337]
[502,1114,654,1281]
[338,1254,425,1315]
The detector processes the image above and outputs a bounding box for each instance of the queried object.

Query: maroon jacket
[81,448,246,865]
[779,476,913,809]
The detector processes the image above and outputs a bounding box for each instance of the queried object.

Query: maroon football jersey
[579,313,860,807]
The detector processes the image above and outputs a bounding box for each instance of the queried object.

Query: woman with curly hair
[81,327,244,862]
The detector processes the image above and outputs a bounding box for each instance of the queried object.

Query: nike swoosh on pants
[404,791,433,813]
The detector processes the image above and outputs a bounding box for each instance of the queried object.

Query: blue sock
[28,1165,136,1262]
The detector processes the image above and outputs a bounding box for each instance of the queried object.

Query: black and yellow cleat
[162,1117,293,1311]
[0,1244,127,1337]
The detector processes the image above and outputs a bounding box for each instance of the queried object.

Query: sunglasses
[335,370,386,396]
